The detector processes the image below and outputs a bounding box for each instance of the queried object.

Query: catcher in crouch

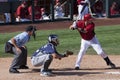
[69,14,116,70]
[31,34,73,76]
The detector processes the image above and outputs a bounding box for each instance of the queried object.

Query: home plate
[104,71,120,74]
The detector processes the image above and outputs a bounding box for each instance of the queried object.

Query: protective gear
[63,50,74,57]
[43,55,53,71]
[84,14,92,21]
[48,34,59,46]
[65,50,74,55]
[32,26,37,40]
[26,25,37,40]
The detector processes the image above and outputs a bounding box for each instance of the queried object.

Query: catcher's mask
[48,34,59,46]
[26,25,37,40]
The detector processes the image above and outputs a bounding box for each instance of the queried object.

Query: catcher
[31,34,73,76]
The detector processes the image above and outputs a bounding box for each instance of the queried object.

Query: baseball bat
[81,0,99,14]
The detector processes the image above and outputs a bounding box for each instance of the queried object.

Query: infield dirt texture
[0,18,120,80]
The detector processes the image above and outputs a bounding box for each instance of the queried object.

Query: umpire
[5,25,36,73]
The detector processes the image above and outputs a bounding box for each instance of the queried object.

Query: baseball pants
[10,47,27,69]
[75,36,108,67]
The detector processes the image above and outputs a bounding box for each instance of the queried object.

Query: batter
[69,14,116,70]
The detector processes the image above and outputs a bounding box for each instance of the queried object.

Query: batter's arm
[77,27,87,33]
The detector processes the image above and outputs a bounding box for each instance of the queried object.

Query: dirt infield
[0,18,120,80]
[0,55,120,80]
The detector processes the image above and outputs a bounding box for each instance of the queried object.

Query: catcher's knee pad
[43,55,53,70]
[46,54,53,61]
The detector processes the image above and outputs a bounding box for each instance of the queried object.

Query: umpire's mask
[26,25,37,40]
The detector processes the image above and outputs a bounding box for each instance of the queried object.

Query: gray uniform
[8,32,30,69]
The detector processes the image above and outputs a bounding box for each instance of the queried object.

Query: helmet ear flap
[48,36,52,42]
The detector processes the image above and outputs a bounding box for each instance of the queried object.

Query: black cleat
[75,67,80,70]
[47,69,52,72]
[109,63,116,69]
[19,65,29,69]
[9,68,19,73]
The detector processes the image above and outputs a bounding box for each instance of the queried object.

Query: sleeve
[14,33,25,41]
[16,6,21,16]
[85,23,95,32]
[76,20,83,28]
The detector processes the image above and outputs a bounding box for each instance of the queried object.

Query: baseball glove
[63,50,74,57]
[66,50,73,55]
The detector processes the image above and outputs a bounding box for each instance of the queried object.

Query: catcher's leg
[43,54,53,71]
[40,54,53,76]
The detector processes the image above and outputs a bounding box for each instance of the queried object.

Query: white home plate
[104,72,120,74]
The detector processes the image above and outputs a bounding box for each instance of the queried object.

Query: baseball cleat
[40,71,53,77]
[75,67,80,70]
[18,65,29,69]
[109,62,116,69]
[9,68,19,73]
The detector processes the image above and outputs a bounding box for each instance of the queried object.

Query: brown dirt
[0,55,120,80]
[0,18,120,80]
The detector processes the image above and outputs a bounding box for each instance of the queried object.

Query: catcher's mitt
[63,50,74,57]
[66,50,73,55]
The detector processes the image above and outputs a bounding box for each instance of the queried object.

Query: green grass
[0,25,120,57]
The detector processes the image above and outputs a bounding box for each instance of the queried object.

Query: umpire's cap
[26,25,37,40]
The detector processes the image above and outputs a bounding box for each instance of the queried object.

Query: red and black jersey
[76,20,95,40]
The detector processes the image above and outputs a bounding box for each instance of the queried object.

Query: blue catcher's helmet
[48,34,59,46]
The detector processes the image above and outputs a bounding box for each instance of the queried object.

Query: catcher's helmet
[48,34,59,46]
[84,14,92,21]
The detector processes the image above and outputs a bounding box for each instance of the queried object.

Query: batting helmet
[48,34,59,46]
[84,14,92,21]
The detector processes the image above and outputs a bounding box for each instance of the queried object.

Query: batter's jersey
[32,43,57,57]
[76,20,95,40]
[8,32,30,47]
